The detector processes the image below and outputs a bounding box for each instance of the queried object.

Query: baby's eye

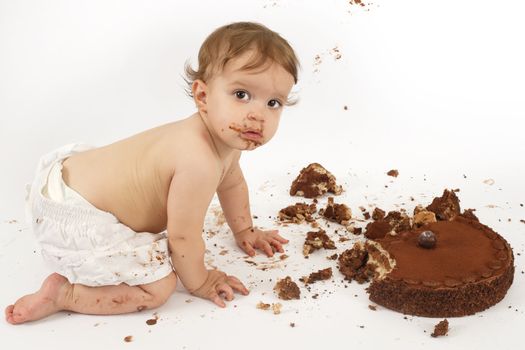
[234,90,250,101]
[267,99,282,109]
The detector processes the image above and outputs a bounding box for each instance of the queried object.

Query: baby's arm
[217,155,289,257]
[167,160,248,306]
[216,154,253,235]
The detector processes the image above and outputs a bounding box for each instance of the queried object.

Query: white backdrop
[1,1,524,349]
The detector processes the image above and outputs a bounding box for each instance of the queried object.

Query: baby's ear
[192,80,208,112]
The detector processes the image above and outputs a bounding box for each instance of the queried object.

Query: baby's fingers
[239,240,256,257]
[270,231,289,243]
[270,239,284,253]
[227,276,249,295]
[256,240,274,257]
[216,283,234,302]
[210,292,226,308]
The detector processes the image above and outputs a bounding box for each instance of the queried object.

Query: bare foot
[5,273,69,325]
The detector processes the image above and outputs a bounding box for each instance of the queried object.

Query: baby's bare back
[62,115,217,233]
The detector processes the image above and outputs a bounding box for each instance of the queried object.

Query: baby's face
[202,52,295,151]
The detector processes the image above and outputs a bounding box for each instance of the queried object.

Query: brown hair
[184,22,300,104]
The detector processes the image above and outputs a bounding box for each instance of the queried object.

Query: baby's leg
[5,271,177,325]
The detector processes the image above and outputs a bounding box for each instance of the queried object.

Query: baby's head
[185,22,300,150]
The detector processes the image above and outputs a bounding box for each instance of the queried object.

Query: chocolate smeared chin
[243,138,262,148]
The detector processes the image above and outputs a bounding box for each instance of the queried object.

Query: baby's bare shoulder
[155,121,220,182]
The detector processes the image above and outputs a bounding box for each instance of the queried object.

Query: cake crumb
[256,302,271,310]
[146,318,157,325]
[387,169,399,177]
[368,305,377,311]
[124,336,133,342]
[289,322,296,327]
[271,303,282,315]
[146,313,159,325]
[483,179,495,185]
[431,319,449,338]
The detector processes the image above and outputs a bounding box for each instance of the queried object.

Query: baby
[5,21,299,324]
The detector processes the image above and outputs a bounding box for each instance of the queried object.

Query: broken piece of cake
[431,319,449,338]
[274,276,301,300]
[278,202,317,224]
[364,210,412,240]
[319,197,352,226]
[290,163,343,198]
[338,241,395,284]
[299,267,333,284]
[413,205,437,227]
[426,189,461,221]
[303,229,337,257]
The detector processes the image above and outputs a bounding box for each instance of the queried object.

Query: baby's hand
[234,227,289,257]
[190,269,249,308]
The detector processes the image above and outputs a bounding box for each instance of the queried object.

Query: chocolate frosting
[377,216,511,286]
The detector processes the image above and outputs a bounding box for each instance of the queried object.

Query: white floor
[1,1,524,349]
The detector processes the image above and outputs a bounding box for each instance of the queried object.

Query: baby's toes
[10,305,29,324]
[5,305,14,320]
[5,305,21,324]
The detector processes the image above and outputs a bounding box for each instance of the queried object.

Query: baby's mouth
[240,128,263,141]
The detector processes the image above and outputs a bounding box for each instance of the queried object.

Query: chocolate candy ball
[418,230,437,249]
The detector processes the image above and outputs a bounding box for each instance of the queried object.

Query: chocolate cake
[290,163,342,198]
[426,189,460,221]
[274,277,301,300]
[319,197,352,225]
[413,205,437,227]
[303,229,337,257]
[431,319,449,337]
[300,267,333,284]
[372,207,386,221]
[278,202,317,223]
[364,210,412,240]
[367,216,514,317]
[351,190,515,317]
[338,241,396,284]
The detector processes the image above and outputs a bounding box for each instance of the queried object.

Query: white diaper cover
[25,143,173,287]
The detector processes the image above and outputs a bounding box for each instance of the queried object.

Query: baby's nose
[247,111,264,121]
